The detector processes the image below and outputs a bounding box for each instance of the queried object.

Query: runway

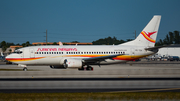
[0,78,180,93]
[1,61,180,78]
[0,61,180,93]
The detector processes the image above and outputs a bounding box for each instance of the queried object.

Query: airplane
[6,15,161,71]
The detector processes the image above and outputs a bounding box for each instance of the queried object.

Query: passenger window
[81,52,83,54]
[44,52,46,54]
[66,52,68,54]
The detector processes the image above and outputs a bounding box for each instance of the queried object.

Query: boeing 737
[6,15,161,71]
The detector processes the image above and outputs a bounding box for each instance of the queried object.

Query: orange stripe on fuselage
[65,54,146,61]
[6,57,45,62]
[6,55,147,63]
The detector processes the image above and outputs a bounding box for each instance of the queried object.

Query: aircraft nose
[5,55,11,60]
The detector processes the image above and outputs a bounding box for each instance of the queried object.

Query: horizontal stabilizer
[145,44,174,50]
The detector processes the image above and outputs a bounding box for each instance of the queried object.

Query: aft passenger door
[131,48,135,58]
[30,49,35,58]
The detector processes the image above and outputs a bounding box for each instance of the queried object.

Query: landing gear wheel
[23,67,28,71]
[86,66,93,71]
[78,67,84,70]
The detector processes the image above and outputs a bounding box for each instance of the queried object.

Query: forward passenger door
[30,49,35,58]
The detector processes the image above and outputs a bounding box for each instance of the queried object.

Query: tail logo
[141,31,157,43]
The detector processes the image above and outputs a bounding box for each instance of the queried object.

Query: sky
[0,0,180,44]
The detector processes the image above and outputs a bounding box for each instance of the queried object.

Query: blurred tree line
[155,31,180,46]
[0,30,180,52]
[92,31,180,46]
[92,36,132,45]
[0,41,31,52]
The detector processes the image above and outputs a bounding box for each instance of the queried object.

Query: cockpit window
[13,50,23,54]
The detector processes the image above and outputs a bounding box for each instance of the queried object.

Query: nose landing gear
[23,67,28,71]
[18,64,28,71]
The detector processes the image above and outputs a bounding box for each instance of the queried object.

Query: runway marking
[107,88,180,93]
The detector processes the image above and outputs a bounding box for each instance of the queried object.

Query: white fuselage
[6,45,156,66]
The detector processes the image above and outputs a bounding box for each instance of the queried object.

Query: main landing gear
[23,67,28,71]
[78,65,93,71]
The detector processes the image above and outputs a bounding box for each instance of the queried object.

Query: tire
[23,67,28,71]
[87,66,93,71]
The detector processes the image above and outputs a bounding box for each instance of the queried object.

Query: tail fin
[121,15,161,47]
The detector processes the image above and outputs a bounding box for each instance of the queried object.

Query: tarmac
[0,61,180,78]
[0,61,180,93]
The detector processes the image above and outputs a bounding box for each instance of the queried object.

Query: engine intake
[63,59,82,68]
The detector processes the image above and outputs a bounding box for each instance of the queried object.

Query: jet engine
[63,59,82,68]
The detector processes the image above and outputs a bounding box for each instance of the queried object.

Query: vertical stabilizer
[121,15,161,47]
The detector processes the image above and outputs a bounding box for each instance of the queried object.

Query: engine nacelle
[63,59,82,68]
[50,65,65,69]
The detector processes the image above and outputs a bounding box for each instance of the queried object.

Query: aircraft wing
[82,54,123,62]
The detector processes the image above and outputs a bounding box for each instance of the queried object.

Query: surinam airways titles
[37,48,77,52]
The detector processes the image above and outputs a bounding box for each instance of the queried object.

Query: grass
[0,92,180,101]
